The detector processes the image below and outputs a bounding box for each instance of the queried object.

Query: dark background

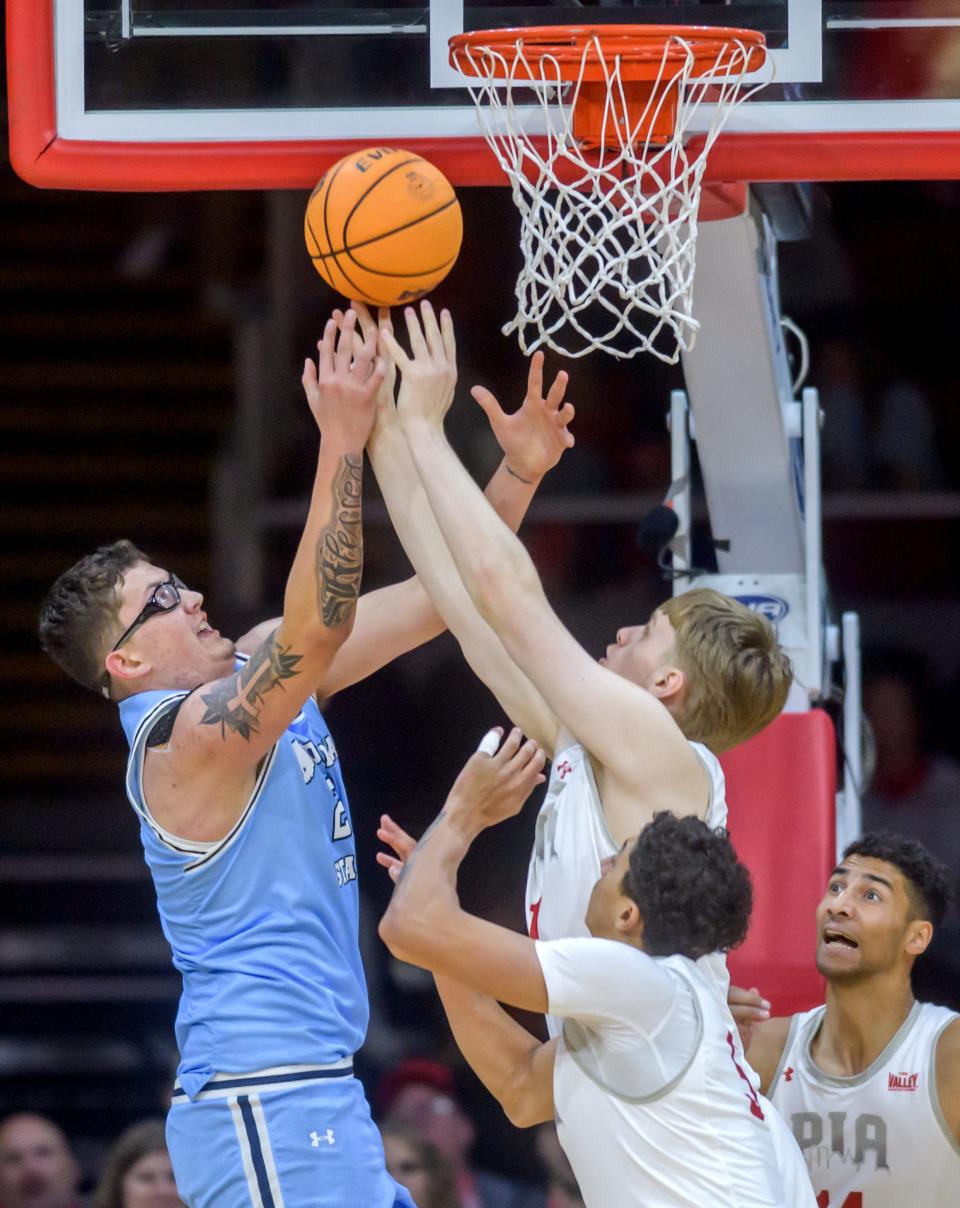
[2,6,960,1192]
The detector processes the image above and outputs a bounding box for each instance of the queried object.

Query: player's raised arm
[278,304,574,721]
[379,727,549,1007]
[383,303,706,829]
[357,306,563,751]
[127,312,382,838]
[376,807,556,1127]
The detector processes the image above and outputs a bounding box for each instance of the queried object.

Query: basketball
[304,147,463,307]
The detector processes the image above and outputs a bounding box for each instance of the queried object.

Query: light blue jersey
[119,659,368,1099]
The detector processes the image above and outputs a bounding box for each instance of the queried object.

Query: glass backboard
[9,2,960,189]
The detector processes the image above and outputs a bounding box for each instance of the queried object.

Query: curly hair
[843,832,952,930]
[622,812,753,960]
[38,540,146,693]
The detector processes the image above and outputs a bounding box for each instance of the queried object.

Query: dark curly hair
[622,812,753,960]
[38,540,146,693]
[842,832,952,930]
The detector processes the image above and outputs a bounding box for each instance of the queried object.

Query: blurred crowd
[0,1059,585,1208]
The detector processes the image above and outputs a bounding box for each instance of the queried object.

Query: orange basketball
[304,148,463,307]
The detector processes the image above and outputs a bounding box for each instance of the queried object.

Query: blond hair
[659,588,793,753]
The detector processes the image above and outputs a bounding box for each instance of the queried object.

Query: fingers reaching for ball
[444,726,547,834]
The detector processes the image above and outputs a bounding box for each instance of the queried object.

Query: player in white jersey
[374,304,792,950]
[744,832,960,1207]
[379,728,814,1208]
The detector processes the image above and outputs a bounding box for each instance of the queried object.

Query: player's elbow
[502,1085,549,1129]
[378,905,409,959]
[285,600,358,654]
[378,902,427,966]
[472,553,541,627]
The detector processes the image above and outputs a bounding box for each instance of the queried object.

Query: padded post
[723,710,836,1016]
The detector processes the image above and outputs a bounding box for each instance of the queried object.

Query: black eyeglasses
[112,575,187,652]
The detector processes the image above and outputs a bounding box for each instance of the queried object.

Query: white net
[454,31,771,362]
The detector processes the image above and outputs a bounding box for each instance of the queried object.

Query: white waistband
[172,1058,355,1102]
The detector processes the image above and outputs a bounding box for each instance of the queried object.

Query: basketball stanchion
[304,147,463,307]
[449,25,770,362]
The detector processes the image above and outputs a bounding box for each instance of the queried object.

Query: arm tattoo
[200,628,302,740]
[396,811,447,885]
[317,454,363,628]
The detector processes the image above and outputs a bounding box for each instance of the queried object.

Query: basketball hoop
[449,25,769,362]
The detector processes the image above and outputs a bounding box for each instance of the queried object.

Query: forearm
[281,439,364,643]
[434,974,552,1128]
[380,809,550,1013]
[485,456,540,533]
[380,811,469,963]
[402,418,543,624]
[369,422,557,747]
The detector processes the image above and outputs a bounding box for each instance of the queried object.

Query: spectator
[862,652,960,1004]
[378,1060,545,1208]
[380,1124,460,1208]
[0,1113,83,1208]
[93,1120,182,1208]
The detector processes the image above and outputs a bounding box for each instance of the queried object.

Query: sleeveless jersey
[525,728,729,1034]
[770,1000,960,1207]
[537,940,803,1207]
[119,663,367,1098]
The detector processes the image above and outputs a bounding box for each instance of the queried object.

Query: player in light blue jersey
[38,306,574,1208]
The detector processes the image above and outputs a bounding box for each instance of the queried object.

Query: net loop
[450,26,770,362]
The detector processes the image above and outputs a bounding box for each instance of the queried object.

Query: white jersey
[770,1000,960,1207]
[536,938,814,1208]
[525,729,729,1034]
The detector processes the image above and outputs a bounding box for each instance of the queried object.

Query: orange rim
[449,24,767,83]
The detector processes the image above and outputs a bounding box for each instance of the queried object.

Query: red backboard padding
[722,710,836,1017]
[8,0,960,190]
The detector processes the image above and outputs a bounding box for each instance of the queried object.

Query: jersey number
[725,1031,764,1120]
[529,898,542,940]
[817,1195,862,1208]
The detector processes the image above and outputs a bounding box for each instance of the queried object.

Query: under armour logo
[556,760,573,779]
[310,1129,335,1147]
[783,1067,794,1082]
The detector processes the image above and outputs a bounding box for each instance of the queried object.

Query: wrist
[501,457,542,487]
[320,433,367,459]
[439,802,483,848]
[399,411,445,439]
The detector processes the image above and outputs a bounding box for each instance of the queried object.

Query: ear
[104,647,152,691]
[615,899,642,938]
[904,918,933,959]
[650,665,686,706]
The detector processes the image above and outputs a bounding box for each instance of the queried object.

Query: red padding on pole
[723,711,837,1017]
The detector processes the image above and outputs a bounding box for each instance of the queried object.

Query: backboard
[9,2,960,190]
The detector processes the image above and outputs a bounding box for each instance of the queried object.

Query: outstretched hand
[474,352,575,483]
[376,814,417,883]
[301,308,385,448]
[332,301,397,439]
[379,301,457,429]
[445,726,547,836]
